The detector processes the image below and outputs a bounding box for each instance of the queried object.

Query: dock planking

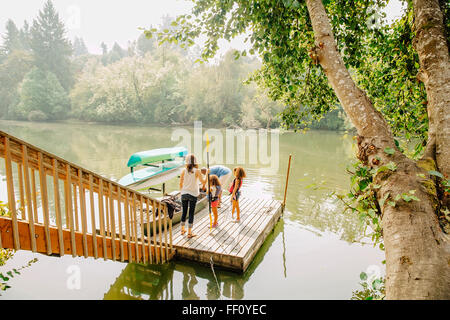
[156,195,282,272]
[113,194,282,272]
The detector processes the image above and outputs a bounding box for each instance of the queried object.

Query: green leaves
[0,258,38,295]
[282,0,300,9]
[428,170,444,179]
[372,278,383,290]
[376,161,397,174]
[353,8,428,145]
[386,162,397,171]
[353,271,385,300]
[379,192,390,208]
[401,194,419,202]
[383,147,395,155]
[15,67,70,121]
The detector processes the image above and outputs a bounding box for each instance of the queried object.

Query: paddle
[206,133,212,230]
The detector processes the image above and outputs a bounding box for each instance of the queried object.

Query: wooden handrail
[0,130,173,264]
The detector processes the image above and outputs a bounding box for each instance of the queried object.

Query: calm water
[0,120,384,300]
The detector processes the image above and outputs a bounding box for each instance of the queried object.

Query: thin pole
[282,154,292,213]
[206,133,212,230]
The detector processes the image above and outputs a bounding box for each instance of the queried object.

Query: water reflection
[104,217,285,300]
[104,263,175,300]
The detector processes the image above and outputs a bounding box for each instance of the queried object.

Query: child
[229,166,246,222]
[201,165,231,207]
[179,154,206,238]
[208,174,222,228]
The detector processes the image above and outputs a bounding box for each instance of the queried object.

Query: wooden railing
[0,130,173,264]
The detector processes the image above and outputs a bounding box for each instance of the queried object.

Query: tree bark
[413,0,450,178]
[305,0,450,299]
[375,156,450,299]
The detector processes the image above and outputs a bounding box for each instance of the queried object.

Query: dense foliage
[0,0,72,121]
[148,0,444,142]
[30,0,73,90]
[0,1,348,130]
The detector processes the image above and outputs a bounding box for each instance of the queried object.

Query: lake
[0,120,385,300]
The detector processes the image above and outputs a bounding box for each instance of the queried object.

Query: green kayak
[127,147,188,168]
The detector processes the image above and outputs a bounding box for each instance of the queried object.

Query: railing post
[145,197,153,264]
[132,193,139,263]
[109,182,116,261]
[169,207,173,254]
[65,164,76,257]
[4,137,20,250]
[164,204,169,260]
[53,159,64,256]
[105,185,110,238]
[124,190,132,262]
[117,186,124,262]
[88,175,98,259]
[98,178,107,260]
[152,200,159,263]
[79,169,88,258]
[22,145,37,252]
[17,163,26,219]
[38,152,52,255]
[30,168,39,224]
[158,201,164,263]
[139,195,146,264]
[73,180,79,232]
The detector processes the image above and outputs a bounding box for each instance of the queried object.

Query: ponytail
[185,154,198,173]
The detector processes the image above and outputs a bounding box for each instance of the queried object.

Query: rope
[210,256,221,299]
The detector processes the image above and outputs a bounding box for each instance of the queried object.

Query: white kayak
[118,146,188,191]
[118,160,184,191]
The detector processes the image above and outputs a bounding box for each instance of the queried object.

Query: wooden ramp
[0,130,173,264]
[157,195,282,272]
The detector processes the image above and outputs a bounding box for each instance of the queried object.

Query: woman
[179,154,206,238]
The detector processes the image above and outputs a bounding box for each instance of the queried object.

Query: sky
[0,0,405,56]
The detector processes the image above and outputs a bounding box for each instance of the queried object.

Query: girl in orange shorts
[208,175,222,228]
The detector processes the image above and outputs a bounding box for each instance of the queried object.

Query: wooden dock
[159,195,282,272]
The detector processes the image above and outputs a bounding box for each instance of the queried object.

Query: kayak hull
[118,160,184,190]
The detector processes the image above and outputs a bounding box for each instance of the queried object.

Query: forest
[0,1,349,130]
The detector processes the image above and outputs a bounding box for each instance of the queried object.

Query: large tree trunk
[305,0,450,299]
[413,0,450,178]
